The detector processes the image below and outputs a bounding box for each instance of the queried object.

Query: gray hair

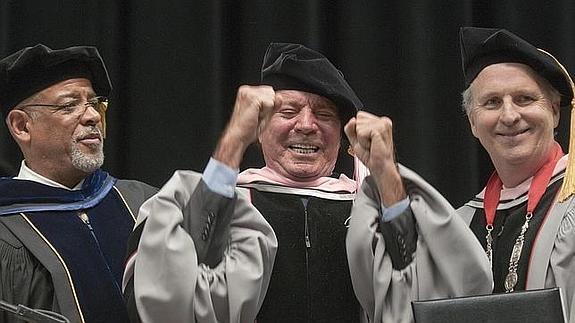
[461,85,474,115]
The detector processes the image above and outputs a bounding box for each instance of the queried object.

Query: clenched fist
[345,111,406,206]
[214,85,277,169]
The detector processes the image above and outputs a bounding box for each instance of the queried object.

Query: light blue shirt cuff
[380,197,410,222]
[203,158,238,199]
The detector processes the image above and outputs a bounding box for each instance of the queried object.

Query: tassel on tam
[558,102,575,201]
[547,49,575,201]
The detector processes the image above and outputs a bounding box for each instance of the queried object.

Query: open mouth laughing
[289,144,319,154]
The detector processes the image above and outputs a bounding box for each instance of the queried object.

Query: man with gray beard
[70,125,104,173]
[0,44,157,323]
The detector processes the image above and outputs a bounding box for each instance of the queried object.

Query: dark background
[1,0,574,206]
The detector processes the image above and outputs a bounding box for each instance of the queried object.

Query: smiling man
[459,28,573,297]
[236,43,363,323]
[258,90,342,182]
[0,44,157,323]
[125,43,364,323]
[466,62,561,188]
[345,27,575,322]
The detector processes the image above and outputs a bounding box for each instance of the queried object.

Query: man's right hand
[213,85,276,169]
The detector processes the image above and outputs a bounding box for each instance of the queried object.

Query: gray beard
[70,142,104,173]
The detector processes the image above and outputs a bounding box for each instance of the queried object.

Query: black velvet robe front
[245,187,360,323]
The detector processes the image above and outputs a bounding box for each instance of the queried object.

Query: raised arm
[124,85,278,323]
[345,112,492,322]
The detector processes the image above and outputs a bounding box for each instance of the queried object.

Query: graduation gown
[238,182,361,323]
[458,155,575,322]
[348,156,575,322]
[0,169,156,323]
[123,170,278,323]
[346,165,493,323]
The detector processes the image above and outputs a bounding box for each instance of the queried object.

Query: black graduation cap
[260,42,363,124]
[459,26,573,108]
[0,44,112,118]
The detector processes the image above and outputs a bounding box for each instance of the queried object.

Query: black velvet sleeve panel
[362,175,418,271]
[378,206,417,270]
[182,180,236,268]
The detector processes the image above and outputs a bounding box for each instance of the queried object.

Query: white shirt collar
[15,160,84,191]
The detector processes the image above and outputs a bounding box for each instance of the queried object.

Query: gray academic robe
[127,171,277,323]
[346,165,493,323]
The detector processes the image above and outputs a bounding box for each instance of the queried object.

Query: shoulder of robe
[0,218,24,249]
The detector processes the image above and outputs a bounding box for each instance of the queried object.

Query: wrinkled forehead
[276,89,338,112]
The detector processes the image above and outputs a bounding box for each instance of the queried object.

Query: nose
[499,97,520,125]
[80,103,103,126]
[294,107,318,133]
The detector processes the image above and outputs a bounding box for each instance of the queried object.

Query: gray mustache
[73,126,102,142]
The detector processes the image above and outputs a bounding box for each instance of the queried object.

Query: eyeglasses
[17,96,109,138]
[17,96,108,117]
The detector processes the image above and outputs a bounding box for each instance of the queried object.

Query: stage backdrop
[1,0,573,206]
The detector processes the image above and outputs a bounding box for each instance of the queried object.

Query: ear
[6,110,32,144]
[552,103,560,128]
[467,111,480,139]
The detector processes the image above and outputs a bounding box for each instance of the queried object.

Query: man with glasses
[0,44,157,323]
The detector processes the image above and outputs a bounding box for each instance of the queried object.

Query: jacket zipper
[303,199,312,322]
[305,206,311,248]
